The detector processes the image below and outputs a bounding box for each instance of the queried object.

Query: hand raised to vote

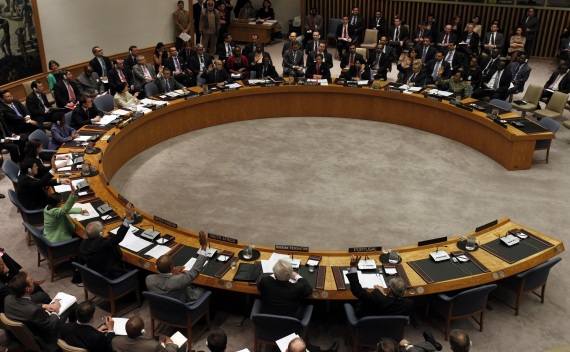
[350,255,361,267]
[124,202,134,220]
[199,230,208,250]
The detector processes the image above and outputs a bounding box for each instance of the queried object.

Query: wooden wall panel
[301,0,570,58]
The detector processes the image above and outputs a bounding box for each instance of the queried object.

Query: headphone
[28,168,32,173]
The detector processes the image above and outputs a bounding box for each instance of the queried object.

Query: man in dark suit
[26,81,56,124]
[89,46,113,79]
[387,17,409,58]
[426,51,451,85]
[155,67,186,94]
[307,42,333,69]
[483,24,505,54]
[217,33,236,62]
[80,203,134,279]
[402,64,427,87]
[305,53,331,80]
[370,10,387,41]
[108,59,134,95]
[472,60,513,101]
[508,54,532,93]
[304,31,322,55]
[442,43,464,72]
[17,158,65,210]
[480,48,501,77]
[348,6,364,44]
[255,56,279,79]
[188,44,213,80]
[193,0,205,44]
[60,300,115,352]
[0,112,24,163]
[0,89,40,133]
[519,8,539,56]
[561,37,570,64]
[257,259,312,318]
[242,34,260,57]
[247,43,272,73]
[412,21,431,48]
[458,24,480,57]
[71,96,103,130]
[53,70,81,109]
[303,7,323,48]
[123,45,138,70]
[201,59,232,85]
[416,37,436,65]
[345,255,413,318]
[283,41,305,77]
[436,25,457,52]
[340,58,366,80]
[541,65,570,102]
[368,44,390,80]
[179,41,196,66]
[281,32,304,56]
[165,46,194,87]
[112,316,179,352]
[340,43,366,69]
[336,16,356,58]
[5,271,76,352]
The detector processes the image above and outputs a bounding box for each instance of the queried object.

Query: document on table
[113,109,130,116]
[407,86,422,92]
[53,178,87,193]
[261,252,290,273]
[68,202,98,221]
[357,80,369,86]
[435,90,454,97]
[226,83,242,89]
[182,257,208,271]
[95,114,120,125]
[119,231,153,252]
[111,317,129,335]
[74,135,92,142]
[144,244,171,259]
[318,79,328,85]
[342,269,386,289]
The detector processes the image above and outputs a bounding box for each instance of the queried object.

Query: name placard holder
[385,88,402,93]
[348,246,383,253]
[275,245,309,252]
[101,171,109,185]
[260,82,278,87]
[208,233,238,244]
[344,83,362,88]
[426,95,442,102]
[154,215,178,228]
[117,194,130,205]
[106,132,115,143]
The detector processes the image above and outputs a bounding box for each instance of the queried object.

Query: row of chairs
[512,85,568,120]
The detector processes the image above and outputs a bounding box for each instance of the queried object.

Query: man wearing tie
[472,60,512,101]
[340,44,366,70]
[425,51,451,85]
[0,89,40,134]
[305,53,331,80]
[443,43,464,72]
[255,56,279,79]
[437,25,457,52]
[483,24,504,54]
[415,37,436,65]
[53,70,81,109]
[124,46,138,70]
[155,67,186,94]
[370,11,386,42]
[349,7,364,44]
[336,16,355,58]
[519,8,539,57]
[281,32,303,57]
[201,60,232,86]
[165,47,194,87]
[368,43,390,80]
[305,31,321,56]
[458,24,480,57]
[508,54,532,94]
[26,81,55,125]
[89,46,112,82]
[388,17,408,59]
[413,21,431,47]
[188,44,213,86]
[217,33,237,62]
[132,55,157,94]
[303,7,323,49]
[283,41,305,77]
[108,59,134,95]
[308,42,333,69]
[403,64,426,87]
[540,65,570,104]
[70,96,103,129]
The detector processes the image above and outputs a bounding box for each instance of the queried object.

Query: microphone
[430,245,450,262]
[140,224,160,241]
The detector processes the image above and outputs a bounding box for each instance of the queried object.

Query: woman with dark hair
[509,26,526,62]
[257,0,274,20]
[462,56,483,90]
[114,82,139,109]
[397,48,421,83]
[467,15,482,36]
[451,16,462,38]
[47,60,61,91]
[153,42,168,73]
[24,139,69,178]
[44,181,87,243]
[50,112,79,149]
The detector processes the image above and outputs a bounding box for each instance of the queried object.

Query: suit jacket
[255,64,279,79]
[484,31,505,50]
[53,80,81,108]
[173,8,192,36]
[387,25,409,43]
[76,72,105,96]
[442,50,464,71]
[108,67,134,94]
[71,105,103,130]
[480,56,500,76]
[132,63,157,90]
[217,41,237,62]
[335,23,356,42]
[382,45,395,63]
[247,51,272,69]
[17,172,58,211]
[4,295,61,351]
[508,62,532,91]
[89,56,113,77]
[257,275,312,318]
[145,254,207,302]
[426,59,451,83]
[0,115,15,140]
[437,31,457,46]
[416,44,436,64]
[50,123,77,149]
[307,50,333,69]
[0,100,30,133]
[340,52,366,69]
[403,68,427,86]
[155,75,186,94]
[179,49,197,66]
[412,28,431,44]
[79,221,129,279]
[369,16,387,37]
[367,50,390,76]
[188,53,213,76]
[458,31,480,52]
[283,49,304,69]
[112,335,178,352]
[305,62,331,79]
[340,65,366,80]
[201,68,232,84]
[26,92,53,122]
[348,15,364,37]
[60,322,114,352]
[544,71,570,93]
[305,40,322,55]
[281,40,304,56]
[520,15,539,40]
[124,54,138,70]
[165,56,188,74]
[346,271,414,318]
[304,14,323,31]
[483,68,513,96]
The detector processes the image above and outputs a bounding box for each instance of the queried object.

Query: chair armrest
[23,208,44,215]
[186,291,212,309]
[43,149,58,155]
[108,269,139,284]
[344,303,359,327]
[300,305,313,327]
[49,236,81,248]
[250,299,262,319]
[437,293,453,302]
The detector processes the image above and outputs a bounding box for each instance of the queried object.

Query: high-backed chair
[8,189,43,245]
[72,262,141,316]
[355,47,368,62]
[23,222,81,282]
[327,18,342,47]
[360,29,378,51]
[425,284,497,340]
[344,303,409,352]
[57,339,88,352]
[512,84,543,117]
[489,98,512,111]
[496,257,562,315]
[28,129,58,155]
[142,291,212,350]
[534,91,568,120]
[0,312,44,352]
[145,82,158,97]
[534,117,561,163]
[65,111,73,126]
[250,299,313,352]
[2,159,19,191]
[22,80,35,96]
[94,94,115,112]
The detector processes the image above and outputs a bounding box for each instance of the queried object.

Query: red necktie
[444,34,448,44]
[350,54,354,66]
[343,25,347,38]
[119,70,126,82]
[66,82,76,103]
[317,65,320,75]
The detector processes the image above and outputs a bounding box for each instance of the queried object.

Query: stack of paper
[95,114,120,125]
[342,269,386,289]
[261,253,290,273]
[51,292,77,316]
[119,231,153,252]
[68,202,98,221]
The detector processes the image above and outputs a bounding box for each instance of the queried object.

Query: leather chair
[511,84,543,117]
[7,189,43,245]
[2,159,19,191]
[145,82,158,97]
[142,291,212,350]
[344,303,409,352]
[94,94,115,112]
[355,47,368,62]
[534,117,561,163]
[72,262,141,316]
[0,312,44,352]
[29,129,58,155]
[496,257,562,315]
[65,111,73,126]
[23,222,81,282]
[489,98,512,111]
[57,339,88,352]
[250,299,313,352]
[534,91,568,120]
[327,18,342,48]
[425,283,497,340]
[360,29,378,51]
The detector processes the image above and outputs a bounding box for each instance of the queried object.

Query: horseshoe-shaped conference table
[64,84,563,300]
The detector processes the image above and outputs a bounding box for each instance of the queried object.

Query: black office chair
[2,159,19,191]
[7,189,44,245]
[495,257,562,315]
[145,82,158,97]
[94,94,115,113]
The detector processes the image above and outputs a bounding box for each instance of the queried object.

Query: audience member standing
[520,8,539,57]
[200,0,220,55]
[173,0,193,50]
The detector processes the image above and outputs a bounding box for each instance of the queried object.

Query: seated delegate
[17,157,70,210]
[43,181,88,243]
[49,111,79,149]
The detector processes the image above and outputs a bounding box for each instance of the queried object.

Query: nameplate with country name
[208,233,238,244]
[260,83,278,87]
[426,95,442,102]
[154,215,177,228]
[275,245,309,252]
[385,87,402,93]
[348,246,383,253]
[344,83,362,88]
[106,132,115,143]
[220,87,239,92]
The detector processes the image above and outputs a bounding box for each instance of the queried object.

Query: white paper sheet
[113,109,130,116]
[261,253,290,273]
[111,317,129,335]
[306,259,319,266]
[171,331,188,347]
[74,135,92,142]
[144,245,172,259]
[226,83,242,89]
[342,270,386,289]
[53,178,87,193]
[94,114,119,125]
[178,32,191,42]
[119,231,153,252]
[276,333,301,352]
[51,292,77,316]
[68,202,98,221]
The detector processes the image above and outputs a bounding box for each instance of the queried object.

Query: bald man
[112,316,179,352]
[145,231,209,302]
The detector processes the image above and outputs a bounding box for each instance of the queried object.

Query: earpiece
[28,168,32,173]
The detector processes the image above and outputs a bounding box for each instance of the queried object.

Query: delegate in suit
[112,316,179,352]
[60,300,115,352]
